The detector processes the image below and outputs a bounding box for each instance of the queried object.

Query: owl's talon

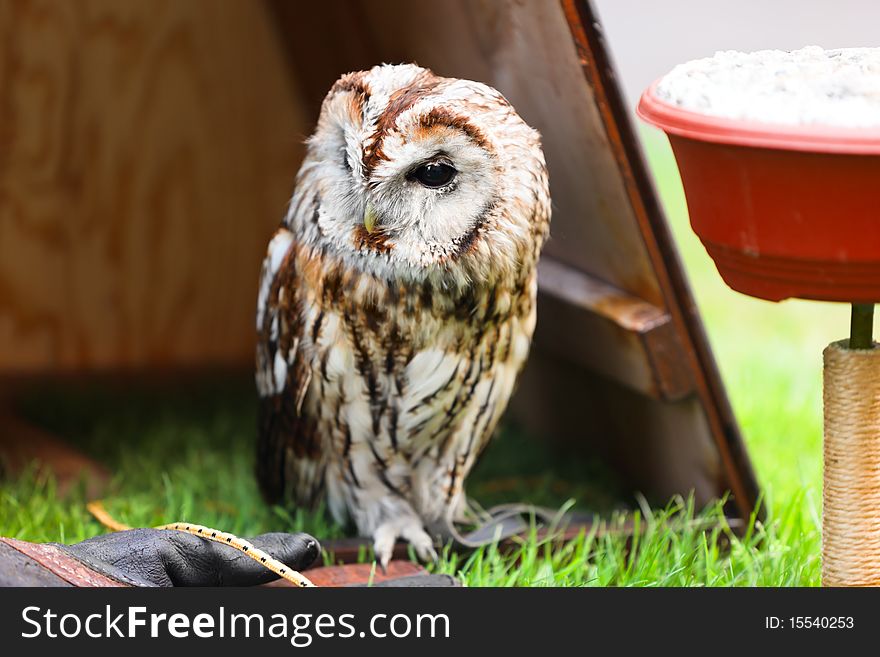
[401,524,438,564]
[373,518,437,568]
[416,542,439,564]
[373,525,397,572]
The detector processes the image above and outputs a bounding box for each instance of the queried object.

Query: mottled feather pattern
[256,64,550,563]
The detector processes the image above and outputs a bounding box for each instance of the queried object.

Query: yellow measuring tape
[87,501,316,587]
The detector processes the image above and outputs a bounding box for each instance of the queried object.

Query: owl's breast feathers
[255,225,538,518]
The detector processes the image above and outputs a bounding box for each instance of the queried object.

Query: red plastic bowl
[638,81,880,303]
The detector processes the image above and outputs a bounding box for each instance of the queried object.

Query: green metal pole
[849,303,875,350]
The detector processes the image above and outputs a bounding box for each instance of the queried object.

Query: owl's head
[291,64,550,285]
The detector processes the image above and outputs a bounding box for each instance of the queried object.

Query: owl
[256,64,550,566]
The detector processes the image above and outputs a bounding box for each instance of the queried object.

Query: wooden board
[537,259,693,401]
[265,561,426,588]
[0,0,308,371]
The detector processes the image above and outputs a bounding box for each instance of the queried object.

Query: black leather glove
[58,528,320,587]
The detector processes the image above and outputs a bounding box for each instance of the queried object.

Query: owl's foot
[373,517,438,570]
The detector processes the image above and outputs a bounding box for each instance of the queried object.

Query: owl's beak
[363,203,379,234]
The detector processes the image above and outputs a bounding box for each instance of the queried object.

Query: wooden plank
[0,0,308,372]
[536,258,693,400]
[265,561,426,587]
[561,0,760,521]
[512,353,726,509]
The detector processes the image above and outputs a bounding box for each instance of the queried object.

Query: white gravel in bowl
[655,46,880,128]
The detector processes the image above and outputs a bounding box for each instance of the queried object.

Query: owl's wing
[255,227,324,508]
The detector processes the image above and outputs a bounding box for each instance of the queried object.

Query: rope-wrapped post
[823,308,880,586]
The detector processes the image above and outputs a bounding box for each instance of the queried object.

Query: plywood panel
[0,0,308,372]
[512,351,723,508]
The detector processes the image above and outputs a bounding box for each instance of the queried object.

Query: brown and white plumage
[256,64,550,565]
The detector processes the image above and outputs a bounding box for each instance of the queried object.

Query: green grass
[2,378,625,542]
[4,381,342,546]
[0,129,840,586]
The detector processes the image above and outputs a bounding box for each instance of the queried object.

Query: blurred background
[595,0,880,108]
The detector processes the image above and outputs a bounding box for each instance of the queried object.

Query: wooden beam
[561,0,760,522]
[536,258,693,401]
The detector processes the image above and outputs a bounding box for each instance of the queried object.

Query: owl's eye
[409,162,456,188]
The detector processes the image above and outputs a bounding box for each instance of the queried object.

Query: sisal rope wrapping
[823,340,880,586]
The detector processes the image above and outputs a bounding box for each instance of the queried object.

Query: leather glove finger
[161,531,320,586]
[61,528,320,587]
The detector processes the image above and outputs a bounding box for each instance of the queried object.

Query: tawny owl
[256,64,550,566]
